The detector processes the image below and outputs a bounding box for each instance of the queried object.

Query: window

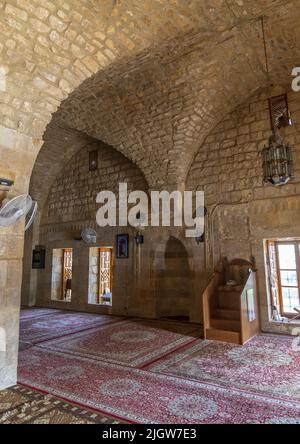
[62,248,73,301]
[267,240,300,316]
[88,247,113,306]
[98,248,113,306]
[51,248,72,302]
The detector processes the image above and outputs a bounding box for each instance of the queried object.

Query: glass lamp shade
[262,132,293,186]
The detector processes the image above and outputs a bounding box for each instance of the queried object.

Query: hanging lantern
[259,17,294,187]
[262,131,293,186]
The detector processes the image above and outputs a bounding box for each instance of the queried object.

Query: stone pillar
[0,125,42,390]
[0,225,24,389]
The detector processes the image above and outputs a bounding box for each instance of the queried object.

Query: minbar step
[205,327,241,344]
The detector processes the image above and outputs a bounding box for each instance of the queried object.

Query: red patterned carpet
[16,308,300,424]
[18,347,300,424]
[38,319,199,368]
[146,334,300,401]
[20,311,123,344]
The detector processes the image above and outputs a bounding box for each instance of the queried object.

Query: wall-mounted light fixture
[195,206,207,244]
[195,233,205,245]
[0,178,14,187]
[0,169,15,191]
[135,232,144,245]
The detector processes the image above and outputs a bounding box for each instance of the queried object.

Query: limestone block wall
[42,141,148,225]
[187,89,300,334]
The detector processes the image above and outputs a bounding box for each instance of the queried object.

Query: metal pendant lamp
[262,130,293,186]
[260,16,293,186]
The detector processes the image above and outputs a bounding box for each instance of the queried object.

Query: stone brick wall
[187,89,300,205]
[42,140,148,225]
[187,89,300,334]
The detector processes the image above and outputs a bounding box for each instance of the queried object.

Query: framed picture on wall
[32,247,46,269]
[116,234,129,258]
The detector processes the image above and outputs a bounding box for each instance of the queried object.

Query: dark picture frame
[32,247,46,269]
[116,234,129,258]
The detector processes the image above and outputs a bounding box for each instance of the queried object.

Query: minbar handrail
[202,261,224,336]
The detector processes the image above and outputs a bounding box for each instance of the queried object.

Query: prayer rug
[19,311,123,344]
[38,319,199,367]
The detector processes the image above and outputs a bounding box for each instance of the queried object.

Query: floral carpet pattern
[17,347,300,424]
[0,385,126,424]
[146,334,300,400]
[14,308,300,424]
[38,319,199,367]
[19,311,124,344]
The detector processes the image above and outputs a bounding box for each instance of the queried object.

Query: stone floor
[0,385,126,424]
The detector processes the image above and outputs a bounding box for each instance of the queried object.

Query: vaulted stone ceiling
[30,116,96,209]
[24,0,300,205]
